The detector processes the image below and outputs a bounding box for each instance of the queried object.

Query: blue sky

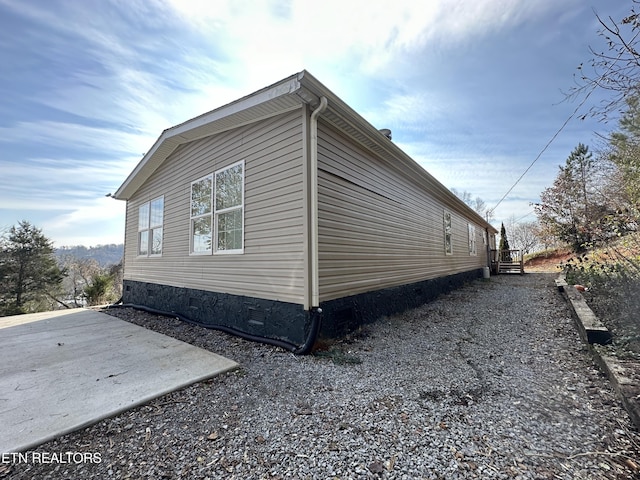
[0,0,629,246]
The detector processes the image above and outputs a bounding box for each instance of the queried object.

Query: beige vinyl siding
[123,109,307,304]
[317,123,489,302]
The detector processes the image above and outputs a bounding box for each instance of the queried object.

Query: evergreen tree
[83,272,115,306]
[498,223,512,262]
[609,94,640,206]
[0,221,65,316]
[499,222,511,251]
[535,144,609,252]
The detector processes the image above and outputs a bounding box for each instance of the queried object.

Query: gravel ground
[583,279,640,359]
[4,273,640,479]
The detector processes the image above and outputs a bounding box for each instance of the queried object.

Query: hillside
[524,248,574,273]
[55,244,124,267]
[525,239,640,360]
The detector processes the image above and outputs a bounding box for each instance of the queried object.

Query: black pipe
[106,301,321,355]
[296,307,322,355]
[111,296,123,306]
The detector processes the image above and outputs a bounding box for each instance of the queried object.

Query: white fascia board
[298,72,496,232]
[167,76,302,139]
[113,75,303,200]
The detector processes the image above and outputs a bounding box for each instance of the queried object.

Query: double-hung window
[138,196,164,256]
[215,161,244,253]
[190,161,244,254]
[444,211,452,255]
[468,224,477,256]
[190,174,213,254]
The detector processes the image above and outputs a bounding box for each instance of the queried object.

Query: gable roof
[113,70,496,233]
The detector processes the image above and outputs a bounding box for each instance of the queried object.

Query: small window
[190,175,213,254]
[444,211,452,255]
[468,224,477,256]
[138,196,164,257]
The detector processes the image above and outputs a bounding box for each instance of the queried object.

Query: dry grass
[561,233,640,358]
[524,248,575,272]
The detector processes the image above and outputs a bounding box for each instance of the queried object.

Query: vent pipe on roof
[379,128,392,140]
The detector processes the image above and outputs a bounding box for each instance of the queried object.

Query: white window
[190,174,213,254]
[468,224,477,256]
[190,161,244,255]
[215,161,244,253]
[138,196,164,256]
[444,211,452,255]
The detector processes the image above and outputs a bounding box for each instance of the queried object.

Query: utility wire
[489,44,623,216]
[489,94,592,215]
[513,209,535,223]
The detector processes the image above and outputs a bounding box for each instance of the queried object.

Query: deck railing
[490,249,524,274]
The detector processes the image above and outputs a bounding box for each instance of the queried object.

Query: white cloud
[41,196,126,247]
[0,0,593,247]
[399,138,556,215]
[0,155,139,213]
[164,0,573,76]
[0,121,150,157]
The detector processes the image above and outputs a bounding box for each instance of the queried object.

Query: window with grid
[190,161,244,255]
[444,211,452,255]
[190,174,213,254]
[468,224,477,256]
[138,196,164,256]
[214,161,244,253]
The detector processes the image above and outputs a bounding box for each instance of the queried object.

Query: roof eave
[297,72,497,232]
[114,70,498,233]
[113,73,307,200]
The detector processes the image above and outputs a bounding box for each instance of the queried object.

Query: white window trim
[190,174,213,255]
[444,211,453,256]
[189,161,245,256]
[468,223,477,256]
[137,195,164,258]
[214,160,244,255]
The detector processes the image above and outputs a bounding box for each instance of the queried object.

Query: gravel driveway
[5,273,640,479]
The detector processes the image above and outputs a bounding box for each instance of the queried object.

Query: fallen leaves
[624,457,640,471]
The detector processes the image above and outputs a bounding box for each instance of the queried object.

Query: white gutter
[309,96,328,308]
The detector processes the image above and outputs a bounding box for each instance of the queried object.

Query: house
[113,70,498,353]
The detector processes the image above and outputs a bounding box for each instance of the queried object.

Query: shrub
[83,273,115,306]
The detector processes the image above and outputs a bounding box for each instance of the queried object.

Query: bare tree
[569,2,640,121]
[506,216,544,254]
[451,188,494,221]
[58,256,102,307]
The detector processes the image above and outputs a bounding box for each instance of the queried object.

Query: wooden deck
[491,249,524,274]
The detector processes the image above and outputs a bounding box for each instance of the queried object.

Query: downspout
[106,100,329,356]
[309,96,328,308]
[272,96,328,355]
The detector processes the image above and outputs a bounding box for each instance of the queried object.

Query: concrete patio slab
[0,308,238,454]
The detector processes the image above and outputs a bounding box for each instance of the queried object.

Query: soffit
[298,73,496,232]
[114,70,496,232]
[114,75,307,200]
